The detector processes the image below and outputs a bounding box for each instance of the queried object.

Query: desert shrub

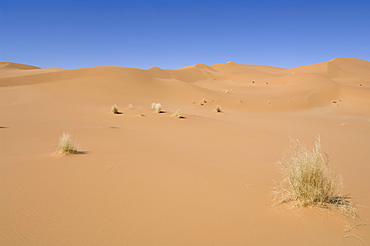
[273,136,357,219]
[111,104,119,114]
[58,132,80,154]
[199,99,207,105]
[172,109,183,118]
[215,105,222,113]
[152,103,162,113]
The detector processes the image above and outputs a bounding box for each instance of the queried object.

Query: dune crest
[276,58,370,82]
[0,62,40,70]
[1,58,369,113]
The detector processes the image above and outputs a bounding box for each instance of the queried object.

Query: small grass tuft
[58,132,80,154]
[111,104,119,114]
[172,109,183,118]
[215,105,222,113]
[199,99,207,105]
[152,103,162,113]
[273,136,357,220]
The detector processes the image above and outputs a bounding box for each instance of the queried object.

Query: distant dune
[1,58,370,245]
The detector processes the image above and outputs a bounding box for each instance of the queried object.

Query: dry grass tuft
[273,136,357,220]
[58,132,80,154]
[111,104,119,114]
[199,99,207,105]
[215,105,222,113]
[172,109,183,118]
[151,103,162,113]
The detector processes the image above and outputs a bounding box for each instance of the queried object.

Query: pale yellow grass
[171,109,182,118]
[58,132,80,154]
[151,103,162,113]
[111,104,119,114]
[273,136,357,220]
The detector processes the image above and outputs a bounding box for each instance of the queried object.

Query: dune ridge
[2,58,369,85]
[1,58,369,115]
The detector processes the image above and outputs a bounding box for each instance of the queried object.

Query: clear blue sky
[1,0,369,69]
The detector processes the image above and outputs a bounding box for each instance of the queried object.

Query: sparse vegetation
[151,103,162,113]
[215,105,222,113]
[172,109,183,118]
[58,132,80,154]
[199,99,207,105]
[111,104,119,114]
[273,137,357,220]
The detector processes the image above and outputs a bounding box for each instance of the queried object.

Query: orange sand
[1,58,370,245]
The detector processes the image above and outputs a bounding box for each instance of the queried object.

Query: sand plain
[1,58,370,245]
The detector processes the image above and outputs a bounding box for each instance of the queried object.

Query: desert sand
[1,58,370,245]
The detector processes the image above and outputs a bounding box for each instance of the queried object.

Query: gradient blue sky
[1,0,369,69]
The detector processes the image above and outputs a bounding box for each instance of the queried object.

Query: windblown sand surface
[1,58,370,245]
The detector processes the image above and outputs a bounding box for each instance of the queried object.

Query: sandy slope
[1,58,370,245]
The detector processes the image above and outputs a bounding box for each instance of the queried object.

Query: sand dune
[1,58,370,245]
[0,62,69,78]
[211,60,284,73]
[276,58,370,84]
[0,62,40,70]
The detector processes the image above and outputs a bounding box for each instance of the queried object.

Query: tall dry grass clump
[58,132,80,154]
[273,136,357,220]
